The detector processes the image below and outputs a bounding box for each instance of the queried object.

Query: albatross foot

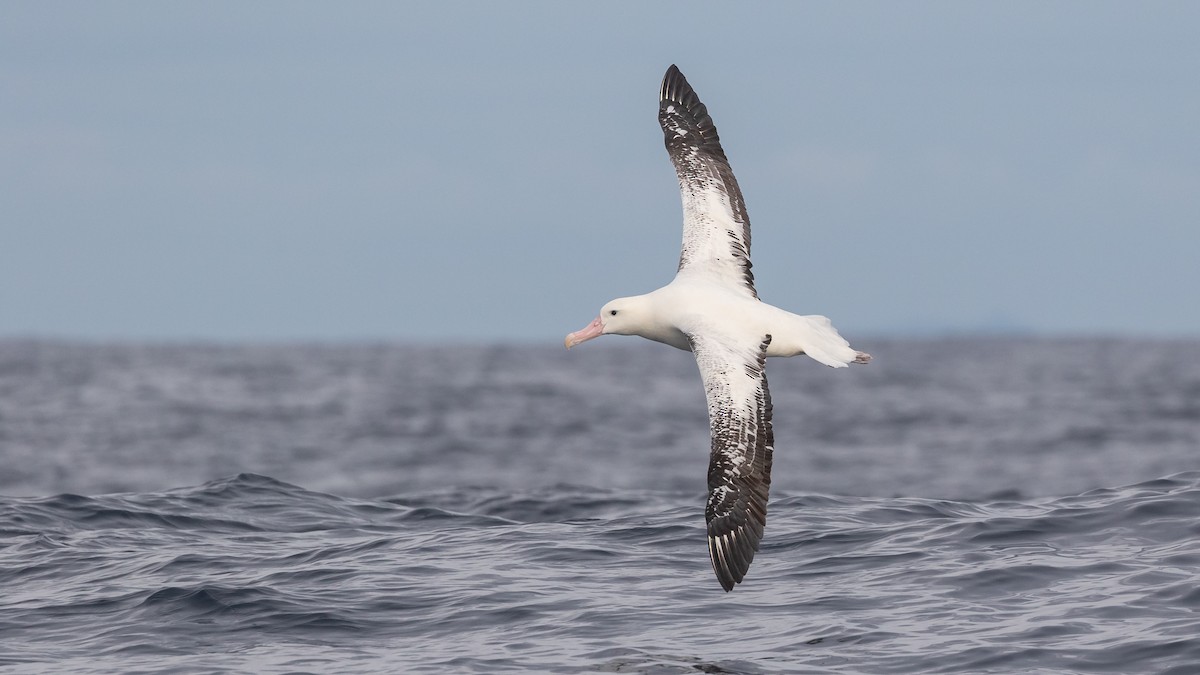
[854,351,872,364]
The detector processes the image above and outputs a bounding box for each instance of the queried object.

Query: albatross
[565,65,871,592]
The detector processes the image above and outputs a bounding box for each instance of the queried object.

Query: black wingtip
[708,528,760,592]
[659,64,721,155]
[709,535,738,592]
[660,64,694,105]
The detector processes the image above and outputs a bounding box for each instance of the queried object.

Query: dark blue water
[2,338,1200,673]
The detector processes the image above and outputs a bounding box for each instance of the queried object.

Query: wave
[3,472,1200,673]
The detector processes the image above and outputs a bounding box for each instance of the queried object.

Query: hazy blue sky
[3,2,1198,342]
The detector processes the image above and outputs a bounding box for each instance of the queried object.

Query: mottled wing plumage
[687,331,774,591]
[660,65,758,299]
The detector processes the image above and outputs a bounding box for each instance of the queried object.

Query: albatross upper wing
[687,329,774,591]
[660,65,758,299]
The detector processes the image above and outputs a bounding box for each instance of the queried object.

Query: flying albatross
[565,65,871,592]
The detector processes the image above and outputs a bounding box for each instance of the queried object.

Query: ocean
[2,338,1199,673]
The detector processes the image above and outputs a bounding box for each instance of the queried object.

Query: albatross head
[564,296,653,349]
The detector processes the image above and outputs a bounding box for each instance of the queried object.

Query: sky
[2,2,1198,342]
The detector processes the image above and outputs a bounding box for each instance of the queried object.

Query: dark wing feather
[659,65,757,299]
[688,332,774,591]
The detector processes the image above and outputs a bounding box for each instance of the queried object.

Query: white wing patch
[687,329,774,592]
[659,65,757,299]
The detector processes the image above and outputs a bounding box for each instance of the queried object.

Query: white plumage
[566,65,870,592]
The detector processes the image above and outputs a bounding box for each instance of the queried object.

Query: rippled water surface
[2,339,1200,673]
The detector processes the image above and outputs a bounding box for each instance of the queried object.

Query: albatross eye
[610,310,618,316]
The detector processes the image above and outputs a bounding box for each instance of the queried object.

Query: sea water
[2,338,1199,673]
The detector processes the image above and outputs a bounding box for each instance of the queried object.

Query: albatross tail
[787,315,871,368]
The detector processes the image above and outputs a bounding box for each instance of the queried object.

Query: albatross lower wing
[687,329,774,591]
[660,65,758,299]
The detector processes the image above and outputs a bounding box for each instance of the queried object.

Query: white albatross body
[588,276,866,366]
[566,65,870,592]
